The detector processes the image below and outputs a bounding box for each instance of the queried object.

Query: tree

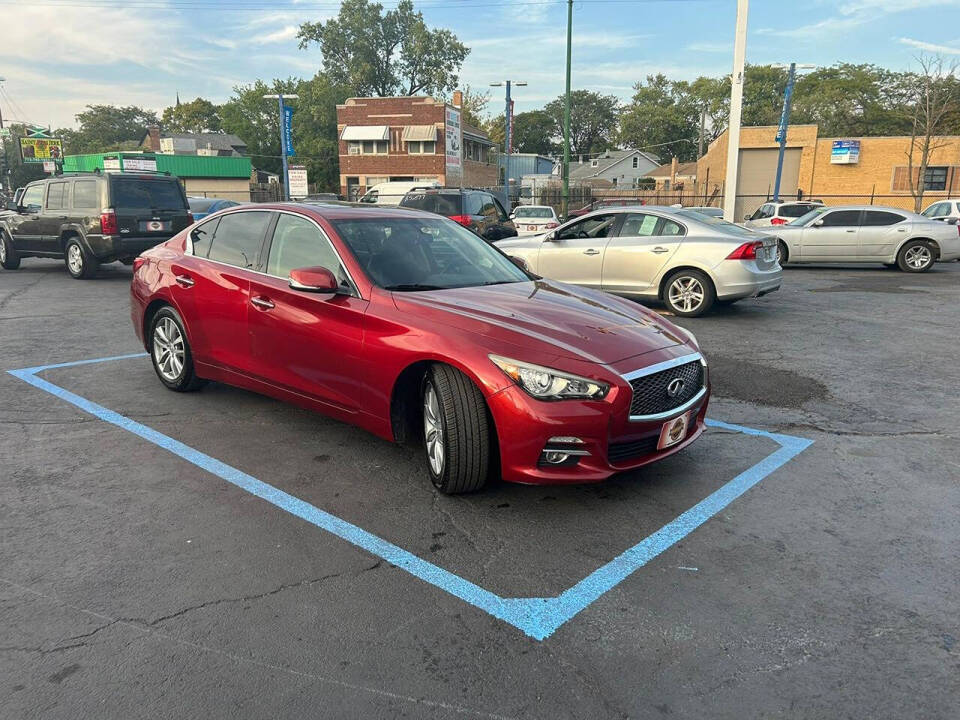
[544,90,618,156]
[2,124,45,191]
[618,74,699,161]
[161,97,223,134]
[57,105,159,154]
[486,111,558,156]
[297,0,468,97]
[457,85,490,128]
[902,55,960,212]
[221,78,300,176]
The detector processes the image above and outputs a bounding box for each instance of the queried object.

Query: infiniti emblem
[666,378,685,398]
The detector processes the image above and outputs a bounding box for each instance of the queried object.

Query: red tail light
[770,217,787,225]
[726,240,764,260]
[187,212,195,225]
[100,209,119,235]
[448,214,473,227]
[132,257,147,273]
[544,222,559,229]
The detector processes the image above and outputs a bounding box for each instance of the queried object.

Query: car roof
[225,201,432,222]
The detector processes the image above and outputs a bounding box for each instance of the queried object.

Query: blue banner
[282,104,295,157]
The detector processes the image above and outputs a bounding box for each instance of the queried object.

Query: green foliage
[487,110,559,156]
[543,90,619,156]
[297,0,468,97]
[619,74,700,162]
[457,85,490,128]
[2,124,45,191]
[161,97,223,134]
[56,104,159,154]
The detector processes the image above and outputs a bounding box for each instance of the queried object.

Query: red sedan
[131,203,710,493]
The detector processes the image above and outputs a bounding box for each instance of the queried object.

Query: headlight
[489,355,609,401]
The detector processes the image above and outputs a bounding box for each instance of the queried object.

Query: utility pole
[697,105,706,159]
[772,63,814,202]
[263,92,298,201]
[561,0,573,220]
[722,0,749,222]
[490,80,526,206]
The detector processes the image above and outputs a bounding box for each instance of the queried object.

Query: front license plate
[657,412,690,450]
[140,220,170,232]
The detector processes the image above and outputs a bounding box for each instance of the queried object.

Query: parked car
[188,197,240,220]
[301,193,342,203]
[0,172,192,279]
[511,205,560,236]
[766,205,960,271]
[359,181,441,206]
[399,188,517,242]
[496,206,781,317]
[567,198,644,219]
[920,199,960,222]
[131,203,709,493]
[743,200,824,228]
[682,206,723,218]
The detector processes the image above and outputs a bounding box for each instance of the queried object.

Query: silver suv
[744,200,823,228]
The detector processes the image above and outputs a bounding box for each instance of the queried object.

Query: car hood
[392,280,687,364]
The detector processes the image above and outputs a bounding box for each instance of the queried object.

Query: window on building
[923,166,948,191]
[348,140,388,155]
[407,140,436,155]
[632,156,639,169]
[591,159,599,167]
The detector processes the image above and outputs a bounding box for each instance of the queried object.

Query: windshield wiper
[383,283,446,291]
[479,280,521,286]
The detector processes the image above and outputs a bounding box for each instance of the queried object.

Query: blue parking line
[8,355,813,641]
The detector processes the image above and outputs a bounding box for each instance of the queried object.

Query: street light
[771,63,815,201]
[263,93,299,201]
[490,80,527,205]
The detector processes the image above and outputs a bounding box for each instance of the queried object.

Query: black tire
[776,239,789,266]
[896,240,936,273]
[149,306,205,392]
[64,237,99,279]
[422,364,491,494]
[662,269,716,317]
[119,257,135,266]
[0,230,20,270]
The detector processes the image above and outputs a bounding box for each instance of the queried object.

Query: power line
[0,0,705,8]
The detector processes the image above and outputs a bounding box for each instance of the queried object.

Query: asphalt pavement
[1,258,957,719]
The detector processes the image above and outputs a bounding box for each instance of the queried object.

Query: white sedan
[510,205,560,236]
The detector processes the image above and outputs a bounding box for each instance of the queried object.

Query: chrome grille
[628,360,704,417]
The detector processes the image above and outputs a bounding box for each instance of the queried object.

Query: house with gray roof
[141,126,248,157]
[568,149,661,188]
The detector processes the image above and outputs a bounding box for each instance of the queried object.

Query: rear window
[778,204,817,218]
[110,178,187,211]
[514,207,554,219]
[400,192,462,216]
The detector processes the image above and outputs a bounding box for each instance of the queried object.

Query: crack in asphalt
[0,273,48,312]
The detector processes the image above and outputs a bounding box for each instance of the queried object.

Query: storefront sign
[19,137,63,163]
[445,105,462,184]
[831,140,860,164]
[288,165,308,198]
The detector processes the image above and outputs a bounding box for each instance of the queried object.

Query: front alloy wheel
[664,270,715,317]
[897,240,934,273]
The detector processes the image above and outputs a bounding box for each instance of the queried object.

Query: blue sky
[1,0,958,130]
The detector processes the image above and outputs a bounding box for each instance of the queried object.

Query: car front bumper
[486,361,710,485]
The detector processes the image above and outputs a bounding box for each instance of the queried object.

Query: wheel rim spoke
[423,385,444,476]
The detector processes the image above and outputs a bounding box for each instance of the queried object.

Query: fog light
[538,437,590,467]
[542,450,572,465]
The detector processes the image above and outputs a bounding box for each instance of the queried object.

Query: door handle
[251,297,275,310]
[845,229,856,233]
[174,275,194,288]
[897,228,907,232]
[583,249,600,255]
[651,246,670,254]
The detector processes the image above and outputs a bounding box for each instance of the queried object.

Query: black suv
[399,188,517,242]
[0,172,192,279]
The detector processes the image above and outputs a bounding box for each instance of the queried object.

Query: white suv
[920,199,960,222]
[744,200,824,228]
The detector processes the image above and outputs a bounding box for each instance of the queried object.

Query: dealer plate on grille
[140,220,170,232]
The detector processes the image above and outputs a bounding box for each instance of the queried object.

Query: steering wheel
[577,230,590,239]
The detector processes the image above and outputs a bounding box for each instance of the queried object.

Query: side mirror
[509,255,530,272]
[812,219,824,227]
[743,215,751,222]
[289,266,339,293]
[509,213,515,220]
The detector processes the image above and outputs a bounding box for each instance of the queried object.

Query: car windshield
[675,209,758,237]
[514,207,554,218]
[789,207,830,226]
[331,216,530,291]
[188,198,217,213]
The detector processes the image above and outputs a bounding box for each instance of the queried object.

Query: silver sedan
[496,206,782,317]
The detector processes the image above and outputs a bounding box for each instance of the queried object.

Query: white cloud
[252,25,301,45]
[897,37,960,54]
[758,0,960,39]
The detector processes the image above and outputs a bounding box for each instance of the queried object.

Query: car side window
[479,194,498,220]
[754,204,773,219]
[493,198,509,222]
[922,203,943,217]
[558,214,618,240]
[862,211,904,226]
[619,213,660,237]
[656,218,685,236]
[266,213,347,284]
[21,185,43,212]
[819,210,861,227]
[190,218,220,258]
[73,180,98,209]
[206,211,271,269]
[46,182,68,211]
[464,193,483,216]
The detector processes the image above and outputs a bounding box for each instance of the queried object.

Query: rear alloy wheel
[776,239,789,266]
[150,307,205,392]
[0,231,20,270]
[663,269,716,317]
[897,240,935,273]
[64,238,98,279]
[423,364,491,494]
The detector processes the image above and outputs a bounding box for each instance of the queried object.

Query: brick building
[697,124,960,218]
[336,95,497,199]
